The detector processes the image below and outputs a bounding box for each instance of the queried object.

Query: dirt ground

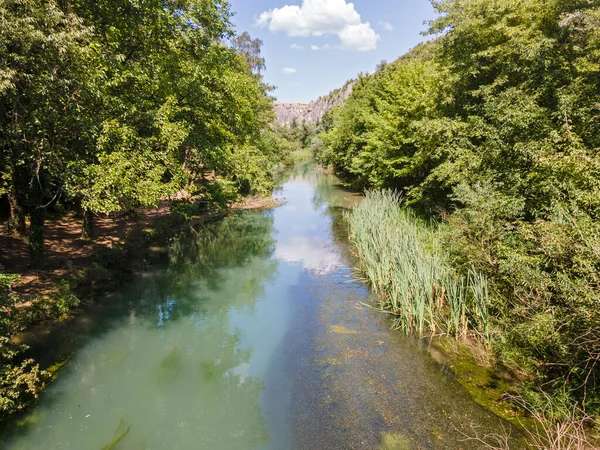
[0,196,278,302]
[0,202,171,301]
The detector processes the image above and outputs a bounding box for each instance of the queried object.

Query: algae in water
[101,419,132,450]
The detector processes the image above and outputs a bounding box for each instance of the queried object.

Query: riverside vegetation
[0,0,304,422]
[2,0,600,447]
[311,0,600,446]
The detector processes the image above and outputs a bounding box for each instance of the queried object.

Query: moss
[431,337,535,431]
[328,324,359,335]
[46,352,74,381]
[380,432,411,450]
[316,356,343,366]
[16,412,38,428]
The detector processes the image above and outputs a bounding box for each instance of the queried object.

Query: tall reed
[347,190,490,338]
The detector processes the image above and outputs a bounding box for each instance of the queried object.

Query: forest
[313,0,600,436]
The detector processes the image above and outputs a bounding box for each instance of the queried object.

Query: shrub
[0,337,49,423]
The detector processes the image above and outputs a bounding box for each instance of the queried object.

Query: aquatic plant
[157,347,183,382]
[347,189,490,338]
[101,419,132,450]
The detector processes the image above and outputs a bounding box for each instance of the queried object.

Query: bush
[0,264,18,309]
[318,0,600,420]
[0,337,49,423]
[13,281,80,332]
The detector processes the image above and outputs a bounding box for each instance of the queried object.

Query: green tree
[1,0,275,258]
[318,0,600,412]
[0,0,99,264]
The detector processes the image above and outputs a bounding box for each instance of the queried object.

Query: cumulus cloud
[290,43,304,49]
[339,23,380,51]
[311,44,332,51]
[256,0,380,52]
[281,67,297,74]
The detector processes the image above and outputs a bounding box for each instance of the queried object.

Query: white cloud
[379,20,394,31]
[281,67,297,74]
[339,23,380,52]
[310,44,331,51]
[256,0,380,52]
[290,43,304,49]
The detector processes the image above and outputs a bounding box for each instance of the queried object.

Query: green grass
[347,190,490,338]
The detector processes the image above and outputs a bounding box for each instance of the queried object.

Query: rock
[274,80,354,126]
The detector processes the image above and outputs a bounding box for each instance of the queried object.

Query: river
[0,164,521,449]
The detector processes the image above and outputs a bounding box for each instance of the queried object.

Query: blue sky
[227,0,438,103]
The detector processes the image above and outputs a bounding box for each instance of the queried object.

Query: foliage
[0,262,49,422]
[0,265,17,307]
[0,0,275,264]
[264,122,316,170]
[10,281,80,334]
[0,337,49,423]
[320,0,600,416]
[0,264,17,336]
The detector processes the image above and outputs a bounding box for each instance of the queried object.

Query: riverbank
[3,196,282,324]
[345,188,599,448]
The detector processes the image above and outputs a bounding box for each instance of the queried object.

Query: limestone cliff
[274,80,354,126]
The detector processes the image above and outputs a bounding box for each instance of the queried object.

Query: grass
[349,190,600,448]
[347,189,490,338]
[459,395,598,449]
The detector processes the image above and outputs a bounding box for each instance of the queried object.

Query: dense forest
[314,0,600,432]
[0,0,293,420]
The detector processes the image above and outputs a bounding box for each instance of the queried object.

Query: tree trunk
[81,208,94,239]
[7,162,26,236]
[28,175,46,268]
[7,190,26,236]
[29,205,45,268]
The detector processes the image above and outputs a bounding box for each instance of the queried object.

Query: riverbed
[0,164,522,449]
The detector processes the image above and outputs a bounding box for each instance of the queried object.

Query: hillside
[274,80,354,126]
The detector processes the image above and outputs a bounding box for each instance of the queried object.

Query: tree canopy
[0,0,275,264]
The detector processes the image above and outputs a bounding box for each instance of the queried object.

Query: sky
[227,0,438,103]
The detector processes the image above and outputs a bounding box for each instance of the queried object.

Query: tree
[1,0,275,261]
[0,0,99,265]
[317,0,600,412]
[231,31,266,76]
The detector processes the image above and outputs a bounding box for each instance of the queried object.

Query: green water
[0,164,523,449]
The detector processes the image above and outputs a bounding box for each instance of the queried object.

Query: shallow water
[0,164,523,449]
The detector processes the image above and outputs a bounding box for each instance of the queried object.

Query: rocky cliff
[274,80,354,126]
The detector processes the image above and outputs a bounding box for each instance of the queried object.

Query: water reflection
[1,212,278,449]
[273,163,361,277]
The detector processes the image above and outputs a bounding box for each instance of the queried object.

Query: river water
[0,164,521,449]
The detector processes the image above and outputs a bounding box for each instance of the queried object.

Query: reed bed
[347,190,489,338]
